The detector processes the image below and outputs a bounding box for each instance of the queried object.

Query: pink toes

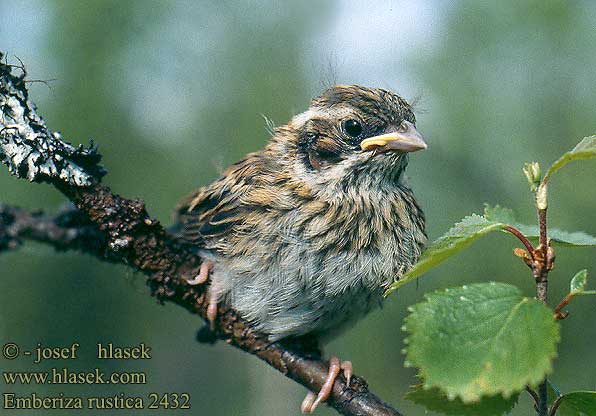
[185,261,218,329]
[301,356,353,413]
[186,261,212,285]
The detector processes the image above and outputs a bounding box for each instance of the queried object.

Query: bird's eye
[342,119,363,138]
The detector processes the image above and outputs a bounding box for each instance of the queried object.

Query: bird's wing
[174,170,252,247]
[173,153,293,251]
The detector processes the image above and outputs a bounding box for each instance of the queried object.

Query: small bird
[175,85,427,412]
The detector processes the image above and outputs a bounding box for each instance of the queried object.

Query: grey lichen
[0,53,105,186]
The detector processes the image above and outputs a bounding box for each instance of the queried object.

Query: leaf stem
[526,386,540,410]
[503,225,535,256]
[549,395,563,416]
[553,293,573,320]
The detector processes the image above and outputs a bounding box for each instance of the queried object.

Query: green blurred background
[1,1,595,415]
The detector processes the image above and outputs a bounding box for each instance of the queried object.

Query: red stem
[536,208,549,416]
[503,225,535,256]
[553,293,573,320]
[539,209,548,252]
[549,395,563,416]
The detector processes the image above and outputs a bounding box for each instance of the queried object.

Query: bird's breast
[211,185,426,340]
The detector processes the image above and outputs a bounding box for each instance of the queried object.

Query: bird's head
[267,85,426,195]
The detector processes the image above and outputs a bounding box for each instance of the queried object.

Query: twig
[526,386,540,411]
[0,52,402,416]
[24,78,57,93]
[504,225,535,258]
[549,394,563,416]
[0,204,105,254]
[536,208,549,299]
[536,207,549,416]
[553,294,573,321]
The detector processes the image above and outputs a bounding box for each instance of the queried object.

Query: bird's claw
[187,261,212,285]
[340,360,352,387]
[186,261,218,329]
[301,356,352,413]
[300,392,317,414]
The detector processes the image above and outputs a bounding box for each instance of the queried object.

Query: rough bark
[0,53,403,416]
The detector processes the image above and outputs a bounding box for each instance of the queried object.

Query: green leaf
[569,270,596,296]
[481,204,516,223]
[570,270,589,295]
[546,228,596,247]
[485,205,596,246]
[402,283,560,403]
[547,381,562,407]
[515,225,596,247]
[405,385,518,416]
[557,391,596,416]
[523,161,542,191]
[385,214,504,295]
[386,205,596,296]
[546,136,596,180]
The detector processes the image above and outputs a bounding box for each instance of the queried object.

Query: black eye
[343,119,363,138]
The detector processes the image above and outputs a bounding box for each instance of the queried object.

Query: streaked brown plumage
[174,85,427,412]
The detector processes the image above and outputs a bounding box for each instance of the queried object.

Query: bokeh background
[1,1,596,415]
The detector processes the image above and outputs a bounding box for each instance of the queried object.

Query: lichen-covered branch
[0,204,106,253]
[0,53,403,416]
[0,60,105,185]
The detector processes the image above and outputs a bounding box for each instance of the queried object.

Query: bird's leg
[300,392,317,414]
[185,261,218,329]
[187,260,213,285]
[301,356,353,413]
[206,287,218,330]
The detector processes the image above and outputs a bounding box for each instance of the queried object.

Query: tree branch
[535,205,550,416]
[0,53,403,416]
[0,203,106,253]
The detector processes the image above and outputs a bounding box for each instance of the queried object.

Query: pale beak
[360,121,427,153]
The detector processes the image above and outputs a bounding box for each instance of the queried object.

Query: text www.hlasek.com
[3,368,146,385]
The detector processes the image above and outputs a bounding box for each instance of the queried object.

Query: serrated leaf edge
[557,391,596,414]
[570,269,589,295]
[404,384,520,416]
[545,136,596,179]
[402,284,561,403]
[385,218,505,296]
[386,204,596,296]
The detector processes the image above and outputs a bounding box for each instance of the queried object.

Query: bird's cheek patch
[308,139,344,170]
[308,151,324,170]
